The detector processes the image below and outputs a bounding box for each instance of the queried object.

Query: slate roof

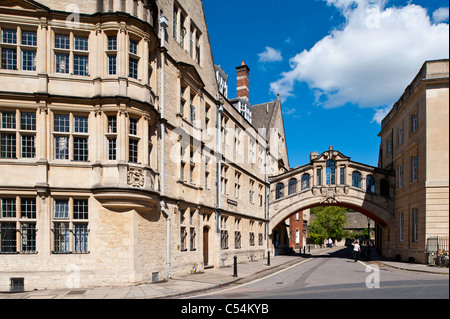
[252,100,277,132]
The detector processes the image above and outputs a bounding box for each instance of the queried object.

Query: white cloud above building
[269,0,449,123]
[258,46,283,63]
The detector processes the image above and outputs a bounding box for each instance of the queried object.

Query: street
[193,247,449,299]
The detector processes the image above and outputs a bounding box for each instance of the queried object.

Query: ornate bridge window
[276,183,284,200]
[352,171,362,189]
[366,175,376,193]
[288,178,297,195]
[301,174,310,190]
[326,160,336,185]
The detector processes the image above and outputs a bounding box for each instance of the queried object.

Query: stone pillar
[118,109,128,162]
[37,19,48,93]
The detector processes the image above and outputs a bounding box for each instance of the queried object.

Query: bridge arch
[268,147,395,248]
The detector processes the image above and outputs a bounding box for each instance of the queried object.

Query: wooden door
[203,227,209,266]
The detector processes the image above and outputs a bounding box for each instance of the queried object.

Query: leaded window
[1,28,36,72]
[352,171,362,189]
[21,135,35,158]
[301,174,310,190]
[326,160,336,185]
[74,36,88,51]
[21,112,35,131]
[340,167,345,185]
[129,58,138,79]
[52,198,89,254]
[1,48,17,70]
[1,197,37,254]
[288,178,297,195]
[74,55,89,76]
[22,31,37,46]
[108,55,117,75]
[74,116,88,133]
[54,33,89,76]
[276,183,284,200]
[22,50,36,71]
[366,175,376,193]
[54,115,70,132]
[55,34,70,49]
[73,137,88,162]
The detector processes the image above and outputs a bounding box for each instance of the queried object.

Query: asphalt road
[194,247,449,299]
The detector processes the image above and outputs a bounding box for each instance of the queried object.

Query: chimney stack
[236,61,250,101]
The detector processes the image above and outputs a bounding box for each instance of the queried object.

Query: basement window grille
[10,277,24,292]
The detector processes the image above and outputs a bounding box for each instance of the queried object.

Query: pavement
[0,246,447,300]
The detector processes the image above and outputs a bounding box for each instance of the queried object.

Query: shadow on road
[289,246,376,262]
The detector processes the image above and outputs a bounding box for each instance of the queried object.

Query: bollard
[267,251,271,266]
[308,245,310,253]
[233,256,238,277]
[303,246,306,255]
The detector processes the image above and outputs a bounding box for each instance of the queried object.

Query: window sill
[408,180,418,187]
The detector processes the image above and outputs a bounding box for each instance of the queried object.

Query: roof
[252,100,277,132]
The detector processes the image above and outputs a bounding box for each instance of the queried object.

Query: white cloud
[283,107,296,116]
[270,0,449,116]
[258,46,283,63]
[372,106,391,125]
[433,7,449,23]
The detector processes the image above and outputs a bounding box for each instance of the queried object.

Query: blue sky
[203,0,449,168]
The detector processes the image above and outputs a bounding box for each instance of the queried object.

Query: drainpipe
[159,15,171,278]
[265,147,270,252]
[216,103,224,265]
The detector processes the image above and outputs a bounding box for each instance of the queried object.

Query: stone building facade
[0,0,288,291]
[378,59,449,263]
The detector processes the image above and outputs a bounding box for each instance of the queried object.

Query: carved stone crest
[127,168,145,188]
[320,187,341,204]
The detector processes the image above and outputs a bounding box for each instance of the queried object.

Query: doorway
[203,226,209,266]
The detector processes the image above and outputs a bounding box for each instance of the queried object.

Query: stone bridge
[269,147,395,243]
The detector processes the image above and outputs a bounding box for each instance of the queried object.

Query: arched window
[366,175,376,193]
[380,179,390,197]
[288,178,297,195]
[276,183,284,199]
[301,174,310,190]
[352,171,362,189]
[326,160,336,185]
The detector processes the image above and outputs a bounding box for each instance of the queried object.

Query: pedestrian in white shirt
[352,240,361,262]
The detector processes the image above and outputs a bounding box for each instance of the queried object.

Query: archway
[271,203,383,255]
[268,147,395,259]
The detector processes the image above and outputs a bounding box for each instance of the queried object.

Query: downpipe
[159,16,171,279]
[161,200,171,279]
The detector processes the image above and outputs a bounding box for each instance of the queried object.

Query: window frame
[301,174,310,191]
[52,112,89,162]
[275,183,284,200]
[366,175,376,194]
[352,171,362,189]
[52,198,89,254]
[288,178,297,196]
[326,160,336,185]
[0,197,37,254]
[1,110,37,160]
[53,31,90,76]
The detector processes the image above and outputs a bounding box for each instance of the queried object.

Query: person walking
[352,240,361,262]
